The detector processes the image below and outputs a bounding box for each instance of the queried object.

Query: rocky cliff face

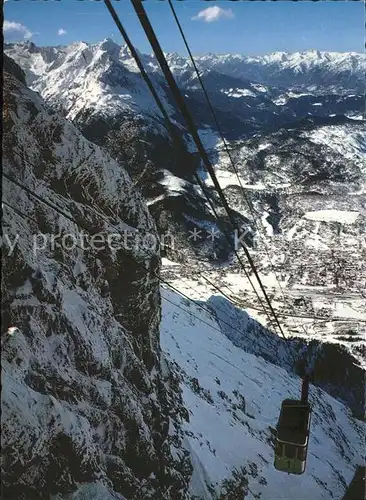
[1,56,191,499]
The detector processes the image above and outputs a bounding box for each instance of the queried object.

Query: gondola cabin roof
[277,399,311,446]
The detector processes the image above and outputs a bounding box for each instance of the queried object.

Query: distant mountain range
[5,41,365,124]
[4,41,365,264]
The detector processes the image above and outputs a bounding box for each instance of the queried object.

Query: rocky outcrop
[1,59,191,499]
[299,341,365,421]
[72,111,248,264]
[4,54,27,85]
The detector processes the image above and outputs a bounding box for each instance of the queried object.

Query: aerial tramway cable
[103,0,276,332]
[157,3,314,470]
[130,0,290,341]
[166,0,312,341]
[107,0,292,353]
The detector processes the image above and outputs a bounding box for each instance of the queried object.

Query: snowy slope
[305,124,366,169]
[51,484,127,500]
[161,287,365,499]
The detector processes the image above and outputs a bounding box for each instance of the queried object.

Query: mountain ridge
[6,41,365,92]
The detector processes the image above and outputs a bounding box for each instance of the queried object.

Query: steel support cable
[2,199,92,255]
[103,0,274,330]
[171,268,256,314]
[159,292,279,360]
[2,190,279,361]
[6,0,292,362]
[169,269,310,350]
[124,0,291,350]
[164,271,257,326]
[160,259,278,330]
[161,254,259,309]
[105,0,299,370]
[172,269,318,361]
[129,0,287,340]
[162,256,281,314]
[173,272,244,309]
[166,0,312,341]
[160,246,249,301]
[166,266,348,325]
[103,0,279,336]
[161,251,297,322]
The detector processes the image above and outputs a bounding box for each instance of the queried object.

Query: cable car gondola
[274,376,312,475]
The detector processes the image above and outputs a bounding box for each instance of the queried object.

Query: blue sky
[4,1,364,55]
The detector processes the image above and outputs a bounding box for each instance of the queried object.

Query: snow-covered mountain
[4,40,174,124]
[5,41,364,260]
[190,50,366,93]
[8,42,365,91]
[5,41,365,287]
[2,55,190,500]
[2,46,365,499]
[5,41,364,128]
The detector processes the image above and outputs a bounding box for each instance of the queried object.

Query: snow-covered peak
[120,43,131,58]
[5,40,176,123]
[65,40,89,51]
[260,49,362,69]
[5,41,364,134]
[99,36,117,47]
[119,43,152,73]
[97,37,121,55]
